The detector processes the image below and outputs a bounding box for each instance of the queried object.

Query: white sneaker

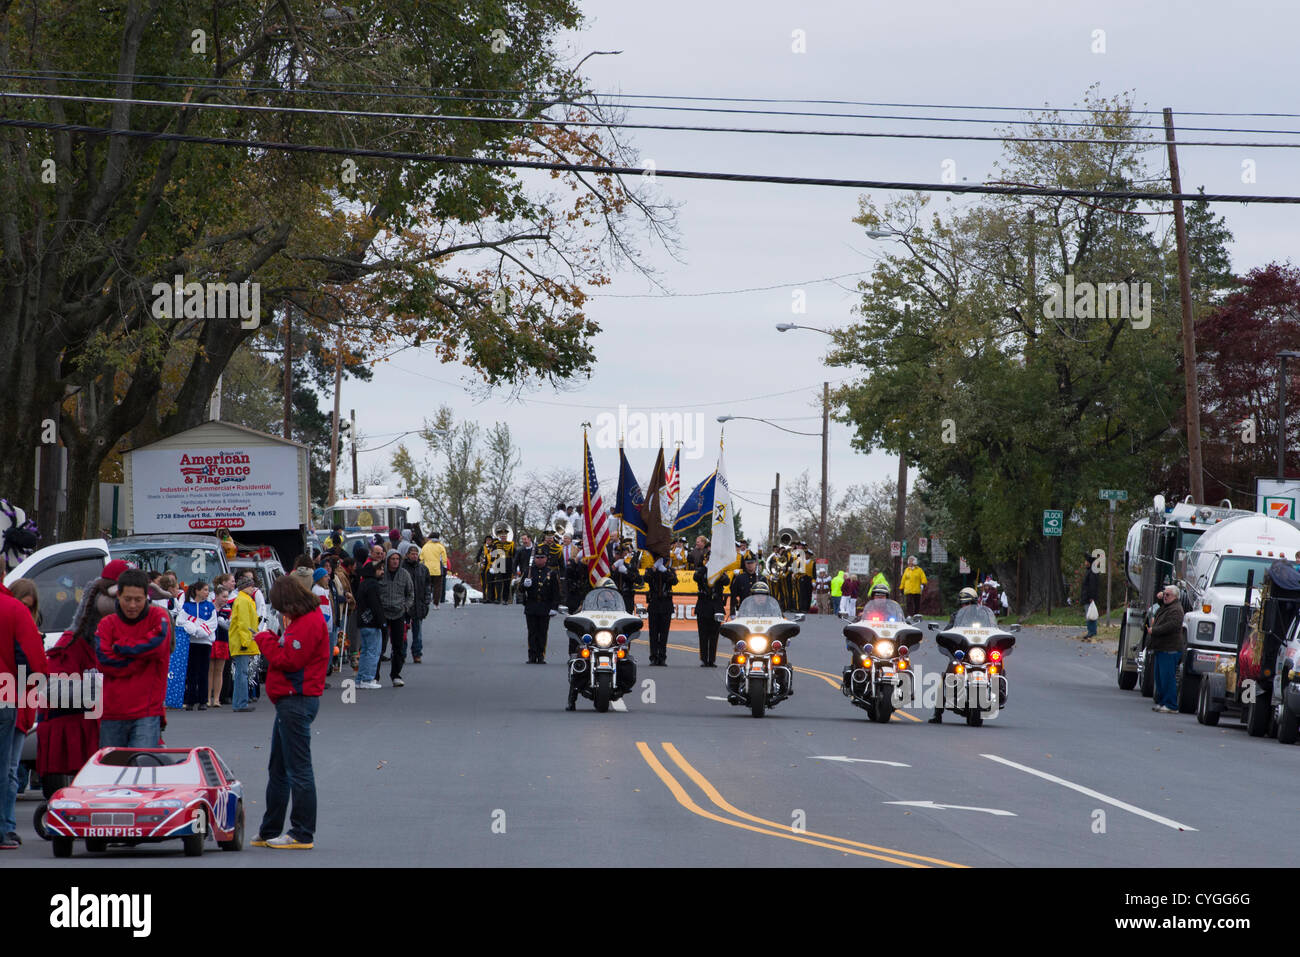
[359,680,382,689]
[393,677,405,687]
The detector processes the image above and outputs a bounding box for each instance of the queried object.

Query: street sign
[1042,510,1063,536]
[1257,477,1300,519]
[900,541,907,558]
[1099,489,1128,501]
[918,537,928,554]
[958,557,970,574]
[847,553,871,575]
[889,541,901,557]
[931,539,948,563]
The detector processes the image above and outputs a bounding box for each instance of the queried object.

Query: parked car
[109,534,230,588]
[444,573,483,604]
[3,539,111,649]
[228,550,286,634]
[43,746,245,857]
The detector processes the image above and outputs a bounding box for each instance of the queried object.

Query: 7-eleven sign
[1264,496,1296,519]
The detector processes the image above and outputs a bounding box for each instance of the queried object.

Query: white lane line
[612,698,628,712]
[705,695,730,702]
[981,754,1197,832]
[811,755,911,768]
[884,800,1016,817]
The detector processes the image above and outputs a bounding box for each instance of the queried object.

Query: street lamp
[1279,350,1300,480]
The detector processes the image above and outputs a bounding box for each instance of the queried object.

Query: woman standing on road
[252,576,330,850]
[209,585,232,707]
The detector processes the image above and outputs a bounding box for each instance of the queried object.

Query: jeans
[1153,650,1180,710]
[1086,617,1098,637]
[0,718,20,835]
[411,614,423,658]
[258,695,319,843]
[358,627,382,682]
[232,655,251,709]
[99,716,162,749]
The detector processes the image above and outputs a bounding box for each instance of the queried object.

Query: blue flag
[613,447,646,541]
[672,470,717,533]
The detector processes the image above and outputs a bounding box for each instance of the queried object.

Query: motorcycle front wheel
[748,677,767,718]
[966,709,983,727]
[593,673,613,713]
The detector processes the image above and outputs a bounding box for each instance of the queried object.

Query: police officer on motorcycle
[929,587,979,724]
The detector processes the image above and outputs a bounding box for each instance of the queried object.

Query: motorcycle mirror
[907,615,922,625]
[558,606,569,616]
[1009,623,1021,632]
[714,612,725,623]
[793,613,806,622]
[926,621,939,631]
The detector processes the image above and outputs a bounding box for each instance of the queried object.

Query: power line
[591,271,865,298]
[10,70,1300,130]
[9,89,1300,149]
[3,116,1298,204]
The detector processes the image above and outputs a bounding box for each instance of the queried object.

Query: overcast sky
[343,0,1299,539]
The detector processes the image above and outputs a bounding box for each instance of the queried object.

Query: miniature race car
[43,746,244,858]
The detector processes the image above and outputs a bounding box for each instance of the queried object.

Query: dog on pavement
[452,581,467,608]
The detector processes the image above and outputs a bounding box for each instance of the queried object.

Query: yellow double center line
[666,641,922,721]
[637,741,967,868]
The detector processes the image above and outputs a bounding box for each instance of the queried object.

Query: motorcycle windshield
[737,595,783,618]
[952,605,999,629]
[581,590,626,612]
[860,599,905,622]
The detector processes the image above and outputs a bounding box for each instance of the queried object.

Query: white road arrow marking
[612,698,628,712]
[884,800,1016,816]
[981,754,1196,831]
[811,755,911,768]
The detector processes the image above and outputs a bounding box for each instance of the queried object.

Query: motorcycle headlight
[144,799,183,809]
[747,635,769,654]
[874,640,895,657]
[968,647,987,665]
[595,630,614,648]
[49,799,82,809]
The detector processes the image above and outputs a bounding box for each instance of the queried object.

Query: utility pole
[820,382,829,557]
[894,451,907,595]
[351,408,359,495]
[1106,499,1116,626]
[1163,108,1206,503]
[327,325,344,506]
[282,300,293,441]
[769,472,780,549]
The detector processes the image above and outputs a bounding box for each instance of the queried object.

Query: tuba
[554,515,569,536]
[493,520,514,544]
[767,528,799,577]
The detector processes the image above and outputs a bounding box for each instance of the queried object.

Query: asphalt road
[12,601,1300,867]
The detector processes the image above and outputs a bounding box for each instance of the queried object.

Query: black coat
[694,567,728,612]
[729,571,764,616]
[646,566,678,614]
[356,576,388,629]
[403,559,429,619]
[1081,568,1100,606]
[566,559,590,607]
[521,566,560,615]
[514,547,535,577]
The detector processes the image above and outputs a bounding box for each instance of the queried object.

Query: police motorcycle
[842,586,925,722]
[561,580,644,712]
[716,583,804,717]
[927,588,1019,727]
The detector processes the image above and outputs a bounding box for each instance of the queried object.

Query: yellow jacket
[901,566,927,595]
[229,590,261,656]
[421,540,449,576]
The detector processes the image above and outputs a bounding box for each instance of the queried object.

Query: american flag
[665,447,680,519]
[583,433,612,586]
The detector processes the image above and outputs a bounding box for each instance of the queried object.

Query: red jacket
[258,607,329,702]
[0,592,48,732]
[95,605,173,720]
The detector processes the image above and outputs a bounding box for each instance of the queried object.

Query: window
[952,605,999,628]
[861,598,905,622]
[110,546,225,583]
[582,590,626,612]
[737,595,783,618]
[75,752,202,786]
[1212,556,1276,589]
[25,555,105,636]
